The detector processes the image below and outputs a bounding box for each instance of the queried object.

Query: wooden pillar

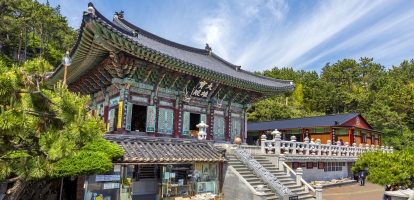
[76,176,85,200]
[173,98,181,138]
[225,106,230,142]
[240,109,246,143]
[210,108,215,141]
[103,92,109,123]
[207,103,212,140]
[116,85,128,134]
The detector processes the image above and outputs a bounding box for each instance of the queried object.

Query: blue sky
[43,0,414,73]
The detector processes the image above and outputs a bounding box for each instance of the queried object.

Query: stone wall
[222,164,255,200]
[301,166,348,183]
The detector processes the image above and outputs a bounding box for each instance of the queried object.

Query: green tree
[352,150,414,188]
[0,58,123,199]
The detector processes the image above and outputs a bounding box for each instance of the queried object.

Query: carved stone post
[278,154,285,171]
[304,137,310,155]
[261,134,267,155]
[296,168,303,186]
[316,139,321,155]
[315,184,323,200]
[326,140,332,156]
[253,185,267,200]
[291,135,297,155]
[274,131,281,155]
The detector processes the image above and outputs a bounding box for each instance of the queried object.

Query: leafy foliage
[251,58,414,151]
[352,150,414,188]
[0,58,123,183]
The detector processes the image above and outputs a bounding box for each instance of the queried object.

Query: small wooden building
[247,112,383,146]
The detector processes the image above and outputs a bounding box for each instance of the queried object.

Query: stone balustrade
[260,130,393,161]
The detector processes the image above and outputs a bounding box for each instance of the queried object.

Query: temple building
[246,112,386,182]
[46,3,294,200]
[247,112,383,146]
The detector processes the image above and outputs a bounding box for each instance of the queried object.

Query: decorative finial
[132,30,138,37]
[87,2,95,15]
[205,43,212,55]
[236,66,241,71]
[115,10,124,19]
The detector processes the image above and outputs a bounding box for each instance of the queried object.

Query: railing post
[296,167,303,186]
[327,140,332,156]
[344,142,349,156]
[304,137,310,156]
[279,154,285,171]
[315,184,323,200]
[291,136,297,155]
[254,185,267,200]
[316,139,321,155]
[274,131,281,155]
[261,134,267,155]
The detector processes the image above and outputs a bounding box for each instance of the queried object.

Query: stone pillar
[253,185,267,200]
[327,140,332,156]
[315,184,323,200]
[274,131,281,155]
[261,134,267,155]
[296,167,303,186]
[291,136,297,155]
[278,154,285,171]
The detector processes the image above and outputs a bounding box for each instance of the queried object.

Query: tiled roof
[91,4,294,91]
[247,112,362,131]
[105,134,227,163]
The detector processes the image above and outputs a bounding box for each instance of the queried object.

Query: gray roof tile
[247,112,362,131]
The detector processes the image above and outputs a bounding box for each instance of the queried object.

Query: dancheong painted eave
[45,2,295,95]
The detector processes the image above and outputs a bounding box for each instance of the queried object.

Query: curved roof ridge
[239,68,293,84]
[116,17,209,55]
[115,16,293,85]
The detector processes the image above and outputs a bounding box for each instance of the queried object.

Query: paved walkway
[321,181,385,200]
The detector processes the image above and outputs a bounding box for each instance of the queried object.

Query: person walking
[359,170,367,186]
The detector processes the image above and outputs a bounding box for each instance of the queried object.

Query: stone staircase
[228,154,315,200]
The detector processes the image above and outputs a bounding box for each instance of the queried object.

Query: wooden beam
[169,72,181,88]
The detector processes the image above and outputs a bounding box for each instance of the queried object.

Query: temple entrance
[131,105,147,132]
[189,113,200,136]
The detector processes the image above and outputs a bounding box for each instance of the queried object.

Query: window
[362,134,367,143]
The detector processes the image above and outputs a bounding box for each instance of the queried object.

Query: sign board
[289,196,298,200]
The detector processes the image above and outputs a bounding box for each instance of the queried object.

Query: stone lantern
[196,121,208,140]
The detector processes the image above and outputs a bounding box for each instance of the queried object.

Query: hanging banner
[182,111,190,135]
[117,101,123,128]
[146,106,156,132]
[125,102,133,131]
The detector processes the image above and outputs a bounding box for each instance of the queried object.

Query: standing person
[382,184,391,200]
[359,170,367,186]
[340,139,344,146]
[354,171,359,183]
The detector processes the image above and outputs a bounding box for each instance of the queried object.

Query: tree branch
[0,176,21,184]
[24,110,57,118]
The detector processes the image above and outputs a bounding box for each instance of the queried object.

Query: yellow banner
[117,101,123,128]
